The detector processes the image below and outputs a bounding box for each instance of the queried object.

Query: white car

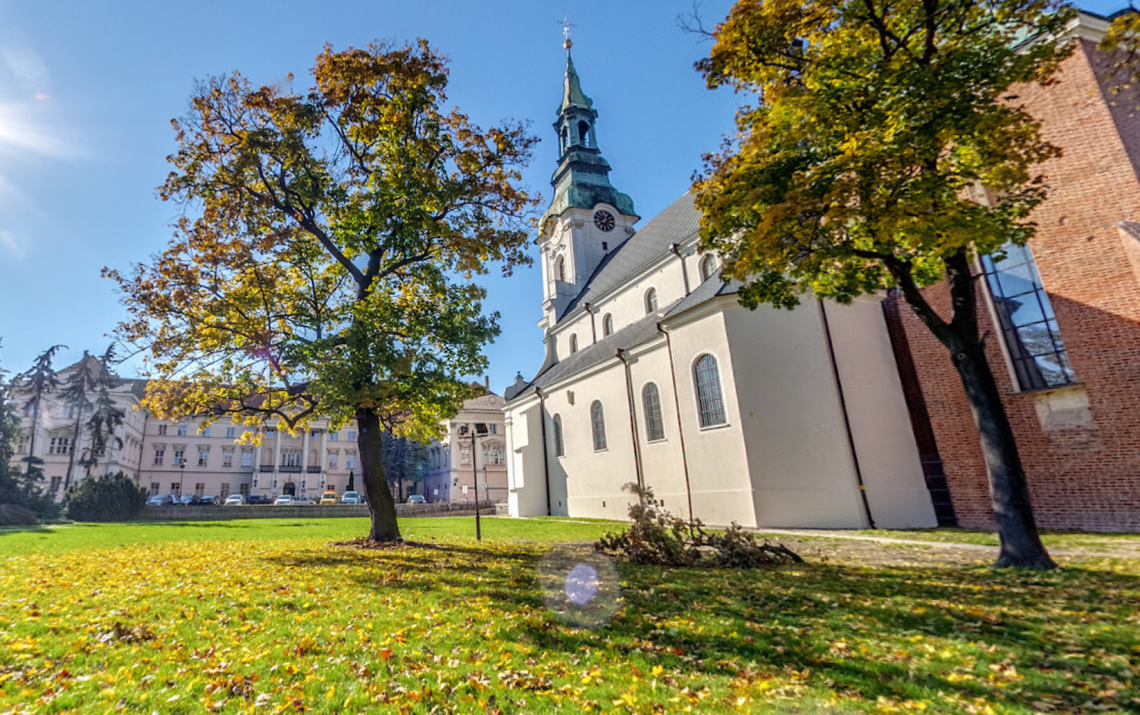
[341,491,362,504]
[224,494,245,505]
[274,495,294,506]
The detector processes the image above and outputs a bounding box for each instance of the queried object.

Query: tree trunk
[63,405,84,492]
[356,406,401,542]
[948,338,1056,568]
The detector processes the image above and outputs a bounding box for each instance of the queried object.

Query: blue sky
[0,0,1125,394]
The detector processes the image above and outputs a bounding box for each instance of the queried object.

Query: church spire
[541,33,635,228]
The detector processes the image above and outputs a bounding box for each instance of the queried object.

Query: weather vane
[560,15,575,50]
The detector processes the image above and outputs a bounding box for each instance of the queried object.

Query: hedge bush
[62,472,147,522]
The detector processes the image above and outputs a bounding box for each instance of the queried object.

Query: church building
[503,41,941,528]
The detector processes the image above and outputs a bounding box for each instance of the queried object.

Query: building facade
[422,389,508,505]
[888,11,1140,531]
[10,358,383,502]
[503,44,939,529]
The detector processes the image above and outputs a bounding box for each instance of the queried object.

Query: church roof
[559,53,594,115]
[506,272,738,402]
[561,193,701,319]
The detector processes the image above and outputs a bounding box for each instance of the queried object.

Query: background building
[423,386,508,504]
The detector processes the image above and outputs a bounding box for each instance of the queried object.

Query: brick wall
[894,39,1140,531]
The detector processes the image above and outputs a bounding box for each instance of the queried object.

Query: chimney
[484,375,490,392]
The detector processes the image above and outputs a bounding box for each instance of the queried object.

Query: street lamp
[458,423,488,541]
[179,460,186,500]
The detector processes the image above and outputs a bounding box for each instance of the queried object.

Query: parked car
[406,494,426,504]
[292,496,313,506]
[224,494,245,506]
[319,491,338,505]
[246,495,272,505]
[146,494,176,506]
[178,494,200,506]
[341,491,362,504]
[274,495,294,506]
[198,495,218,506]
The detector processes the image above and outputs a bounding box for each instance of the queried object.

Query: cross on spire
[560,16,575,50]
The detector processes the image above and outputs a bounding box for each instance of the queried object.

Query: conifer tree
[59,351,97,491]
[18,344,65,472]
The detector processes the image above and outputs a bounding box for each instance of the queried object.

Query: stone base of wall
[137,502,501,521]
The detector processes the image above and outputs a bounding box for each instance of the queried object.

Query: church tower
[539,36,638,330]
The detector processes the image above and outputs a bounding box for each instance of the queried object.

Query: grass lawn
[853,528,1140,552]
[1,518,1138,714]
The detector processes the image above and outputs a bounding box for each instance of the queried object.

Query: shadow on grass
[263,541,1140,712]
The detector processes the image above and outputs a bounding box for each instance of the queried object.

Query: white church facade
[503,44,940,529]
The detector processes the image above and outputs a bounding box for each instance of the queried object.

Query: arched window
[693,354,727,427]
[642,383,665,442]
[644,288,658,314]
[602,313,614,337]
[699,254,718,282]
[590,401,607,451]
[555,256,566,283]
[569,334,579,354]
[578,120,590,147]
[560,127,568,153]
[553,414,564,457]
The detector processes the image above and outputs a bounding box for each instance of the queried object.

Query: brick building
[886,10,1140,531]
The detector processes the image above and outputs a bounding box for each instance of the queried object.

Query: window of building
[153,448,165,465]
[328,452,338,469]
[490,424,497,434]
[484,444,505,466]
[310,430,319,439]
[644,288,658,314]
[226,426,236,438]
[556,256,566,282]
[149,482,160,496]
[694,354,728,428]
[602,313,614,337]
[284,452,301,467]
[553,415,564,457]
[642,383,665,442]
[329,432,338,441]
[347,431,356,441]
[177,424,187,437]
[267,428,276,438]
[49,436,72,455]
[220,483,230,498]
[590,401,607,451]
[157,425,167,436]
[569,334,578,354]
[982,244,1077,390]
[345,452,356,469]
[239,484,250,497]
[241,450,252,468]
[222,449,233,467]
[699,254,718,282]
[171,482,181,495]
[197,447,209,466]
[173,449,185,466]
[49,477,62,493]
[461,448,471,465]
[201,426,211,437]
[194,483,205,498]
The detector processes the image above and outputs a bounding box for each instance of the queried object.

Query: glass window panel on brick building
[982,245,1076,391]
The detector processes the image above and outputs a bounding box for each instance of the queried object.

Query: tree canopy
[106,40,539,540]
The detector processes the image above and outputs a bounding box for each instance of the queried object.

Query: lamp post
[179,461,186,501]
[459,423,488,541]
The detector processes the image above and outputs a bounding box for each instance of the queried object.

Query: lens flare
[537,544,620,628]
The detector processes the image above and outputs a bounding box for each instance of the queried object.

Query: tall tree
[79,346,125,478]
[105,41,537,542]
[382,434,428,502]
[691,0,1074,568]
[59,351,98,491]
[18,344,65,470]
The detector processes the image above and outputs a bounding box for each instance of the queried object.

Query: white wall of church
[661,307,760,527]
[823,299,938,528]
[543,362,641,520]
[720,300,871,528]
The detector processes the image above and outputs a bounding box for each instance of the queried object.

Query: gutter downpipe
[817,299,876,529]
[671,244,691,296]
[658,323,695,526]
[616,348,646,505]
[535,387,553,516]
[585,302,598,345]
